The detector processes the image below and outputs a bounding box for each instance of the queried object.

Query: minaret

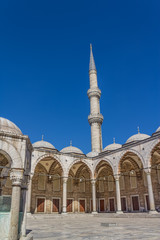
[87,44,103,153]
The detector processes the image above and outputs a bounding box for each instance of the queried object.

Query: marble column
[91,179,97,214]
[20,175,30,239]
[27,176,32,213]
[62,177,68,214]
[146,169,157,213]
[9,169,23,240]
[114,175,123,214]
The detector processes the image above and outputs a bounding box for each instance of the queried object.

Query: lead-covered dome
[0,117,22,135]
[60,146,83,154]
[126,132,150,143]
[156,127,160,132]
[103,142,122,151]
[33,140,56,149]
[87,151,99,157]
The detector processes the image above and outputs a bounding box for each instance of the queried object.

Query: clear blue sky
[1,0,160,153]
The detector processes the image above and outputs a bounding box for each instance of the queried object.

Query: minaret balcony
[87,88,101,99]
[88,113,104,125]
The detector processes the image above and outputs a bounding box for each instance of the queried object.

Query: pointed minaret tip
[89,44,96,72]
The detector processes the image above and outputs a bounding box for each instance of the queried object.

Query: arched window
[120,175,125,190]
[157,164,160,184]
[143,171,147,187]
[79,176,85,192]
[130,170,137,189]
[53,174,60,191]
[108,175,114,191]
[67,176,73,192]
[99,178,104,192]
[38,174,46,190]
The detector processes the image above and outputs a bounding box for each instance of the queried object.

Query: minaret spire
[89,44,96,71]
[87,44,103,153]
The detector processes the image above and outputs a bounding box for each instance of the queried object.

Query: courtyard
[26,213,160,240]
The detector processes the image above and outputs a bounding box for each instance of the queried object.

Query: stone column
[62,177,68,214]
[27,176,32,213]
[146,169,157,213]
[9,169,23,240]
[91,179,97,214]
[114,175,123,214]
[20,175,30,239]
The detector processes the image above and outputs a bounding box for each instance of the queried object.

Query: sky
[0,0,160,154]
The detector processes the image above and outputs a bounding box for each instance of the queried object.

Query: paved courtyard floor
[26,213,160,240]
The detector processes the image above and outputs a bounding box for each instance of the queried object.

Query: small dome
[103,143,122,151]
[156,127,160,132]
[126,133,150,143]
[60,146,83,154]
[33,140,55,149]
[0,117,22,135]
[86,151,98,157]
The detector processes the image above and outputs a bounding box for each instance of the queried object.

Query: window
[99,178,104,192]
[108,175,114,191]
[53,174,60,191]
[120,175,125,190]
[67,176,73,192]
[79,176,85,192]
[38,174,46,190]
[130,170,137,189]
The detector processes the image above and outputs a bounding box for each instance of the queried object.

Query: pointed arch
[0,139,22,168]
[146,139,160,166]
[66,159,93,177]
[94,158,114,177]
[31,153,64,174]
[94,159,114,178]
[117,149,145,174]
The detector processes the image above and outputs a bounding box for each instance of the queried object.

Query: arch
[94,159,114,178]
[31,153,64,174]
[145,139,160,167]
[117,149,145,174]
[94,158,114,176]
[66,158,93,177]
[0,139,22,168]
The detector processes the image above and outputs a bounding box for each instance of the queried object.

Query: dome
[60,146,83,154]
[86,151,98,157]
[156,127,160,132]
[33,140,55,149]
[0,117,22,135]
[126,133,150,143]
[103,143,122,151]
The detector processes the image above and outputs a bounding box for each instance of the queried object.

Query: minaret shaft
[88,45,103,153]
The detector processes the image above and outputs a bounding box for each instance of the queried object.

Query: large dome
[33,140,55,149]
[103,142,122,151]
[0,117,22,135]
[126,132,150,143]
[60,146,83,154]
[156,127,160,132]
[86,151,98,157]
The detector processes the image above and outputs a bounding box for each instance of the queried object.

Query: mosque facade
[0,45,160,239]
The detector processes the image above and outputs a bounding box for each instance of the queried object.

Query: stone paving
[26,213,160,240]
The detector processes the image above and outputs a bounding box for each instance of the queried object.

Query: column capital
[114,174,120,181]
[10,169,24,186]
[144,168,151,174]
[91,179,96,185]
[62,176,68,183]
